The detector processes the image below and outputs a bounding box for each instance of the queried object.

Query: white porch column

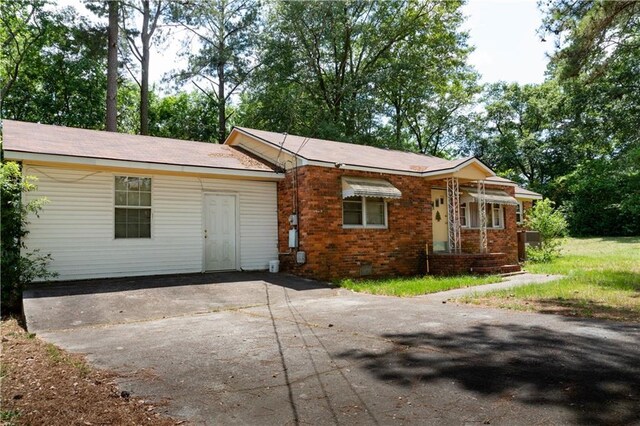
[478,179,488,253]
[446,177,461,253]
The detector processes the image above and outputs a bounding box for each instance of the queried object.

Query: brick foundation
[427,252,519,275]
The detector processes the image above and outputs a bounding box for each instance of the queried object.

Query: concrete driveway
[24,272,640,425]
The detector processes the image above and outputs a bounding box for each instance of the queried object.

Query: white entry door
[431,189,449,252]
[204,194,237,271]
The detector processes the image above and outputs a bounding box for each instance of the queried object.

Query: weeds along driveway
[24,272,640,425]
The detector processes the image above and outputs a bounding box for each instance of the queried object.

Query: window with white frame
[492,204,501,227]
[115,176,151,238]
[343,197,387,228]
[516,201,523,224]
[460,203,467,227]
[460,202,504,229]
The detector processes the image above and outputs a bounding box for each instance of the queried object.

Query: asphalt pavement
[24,272,640,425]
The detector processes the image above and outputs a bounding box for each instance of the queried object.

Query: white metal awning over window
[342,177,402,199]
[461,188,518,206]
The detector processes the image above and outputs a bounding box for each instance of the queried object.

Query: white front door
[204,194,237,271]
[432,189,449,252]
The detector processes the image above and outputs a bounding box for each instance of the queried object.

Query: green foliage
[46,343,91,376]
[0,409,20,424]
[562,158,640,236]
[464,81,573,191]
[461,1,639,238]
[1,162,56,314]
[1,2,110,128]
[148,91,219,142]
[239,0,475,152]
[538,0,640,236]
[169,0,260,143]
[525,199,567,263]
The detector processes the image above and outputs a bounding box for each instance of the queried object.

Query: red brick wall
[277,166,518,280]
[517,200,533,231]
[428,252,508,275]
[457,186,519,264]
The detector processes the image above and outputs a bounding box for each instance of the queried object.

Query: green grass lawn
[460,237,640,322]
[338,274,501,297]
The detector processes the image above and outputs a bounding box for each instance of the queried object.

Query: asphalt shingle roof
[234,127,474,174]
[2,120,276,172]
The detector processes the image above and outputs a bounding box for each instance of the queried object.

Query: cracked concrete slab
[24,272,640,425]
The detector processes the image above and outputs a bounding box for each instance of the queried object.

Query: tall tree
[170,0,260,144]
[2,4,111,129]
[541,0,640,80]
[537,0,640,236]
[376,0,477,155]
[463,82,572,191]
[0,0,49,115]
[240,0,475,150]
[120,0,168,135]
[148,90,219,142]
[106,0,119,131]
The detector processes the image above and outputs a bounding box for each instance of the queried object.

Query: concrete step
[500,270,527,277]
[500,264,522,274]
[473,260,505,268]
[473,255,508,268]
[471,266,501,275]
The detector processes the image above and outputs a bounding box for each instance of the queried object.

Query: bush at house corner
[525,199,568,263]
[1,161,56,315]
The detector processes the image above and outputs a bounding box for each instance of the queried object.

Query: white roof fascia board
[420,158,495,178]
[233,127,306,160]
[515,193,543,200]
[316,161,423,176]
[282,158,492,179]
[4,150,284,180]
[487,180,518,187]
[230,142,291,171]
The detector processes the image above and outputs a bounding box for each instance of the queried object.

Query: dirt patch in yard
[463,296,640,322]
[1,318,181,425]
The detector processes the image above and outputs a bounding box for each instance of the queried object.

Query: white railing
[447,177,461,253]
[478,180,488,253]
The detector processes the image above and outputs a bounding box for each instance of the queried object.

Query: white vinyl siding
[22,165,278,281]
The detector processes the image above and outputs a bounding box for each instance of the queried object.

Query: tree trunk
[216,1,226,144]
[106,0,119,132]
[394,100,402,148]
[217,59,225,144]
[140,0,150,135]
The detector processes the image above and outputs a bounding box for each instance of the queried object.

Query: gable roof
[2,120,279,177]
[230,127,494,177]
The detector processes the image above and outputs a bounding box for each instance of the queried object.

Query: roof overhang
[4,150,284,181]
[515,192,543,201]
[461,188,519,206]
[342,177,402,199]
